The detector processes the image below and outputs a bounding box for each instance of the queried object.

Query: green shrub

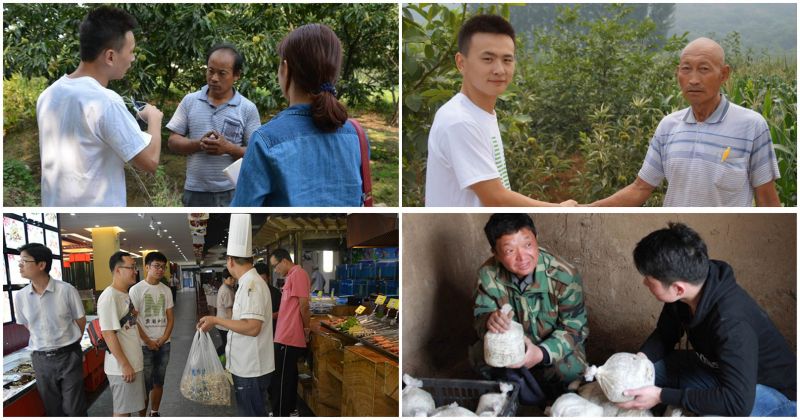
[3,74,47,134]
[3,159,40,206]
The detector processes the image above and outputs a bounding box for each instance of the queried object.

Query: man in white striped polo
[424,15,576,207]
[592,37,781,207]
[167,43,261,207]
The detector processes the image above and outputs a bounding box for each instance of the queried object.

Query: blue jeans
[232,373,272,416]
[655,350,796,416]
[142,342,171,392]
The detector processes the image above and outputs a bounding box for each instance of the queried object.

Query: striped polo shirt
[166,86,261,193]
[638,95,780,206]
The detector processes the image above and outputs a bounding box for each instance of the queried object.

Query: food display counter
[305,298,399,417]
[3,316,106,416]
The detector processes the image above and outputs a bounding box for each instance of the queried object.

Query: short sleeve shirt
[225,268,274,377]
[275,265,311,348]
[13,278,85,351]
[425,93,510,207]
[129,280,174,343]
[166,86,261,192]
[37,75,151,206]
[638,95,780,206]
[215,283,234,331]
[97,286,143,374]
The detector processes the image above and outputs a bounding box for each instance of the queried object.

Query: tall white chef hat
[226,214,252,258]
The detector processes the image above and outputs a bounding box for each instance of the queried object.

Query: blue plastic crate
[379,280,398,295]
[336,264,347,281]
[338,279,354,296]
[377,261,398,281]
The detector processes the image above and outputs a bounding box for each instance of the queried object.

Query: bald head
[681,37,725,67]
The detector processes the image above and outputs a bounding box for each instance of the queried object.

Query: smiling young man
[592,37,781,207]
[425,15,575,207]
[619,223,796,416]
[37,6,163,207]
[167,43,261,207]
[472,214,588,405]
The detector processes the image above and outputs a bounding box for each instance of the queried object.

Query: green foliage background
[3,3,400,206]
[402,3,796,207]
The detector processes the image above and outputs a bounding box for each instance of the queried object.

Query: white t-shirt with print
[225,268,274,378]
[37,75,151,206]
[425,92,510,207]
[129,280,174,344]
[97,286,143,375]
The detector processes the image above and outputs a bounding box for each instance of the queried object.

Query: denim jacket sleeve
[231,131,272,206]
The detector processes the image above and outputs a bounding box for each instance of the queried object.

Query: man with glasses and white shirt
[97,251,145,416]
[129,251,174,417]
[13,243,88,416]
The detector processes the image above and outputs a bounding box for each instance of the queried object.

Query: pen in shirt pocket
[721,146,731,163]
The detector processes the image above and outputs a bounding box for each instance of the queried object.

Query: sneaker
[289,410,300,417]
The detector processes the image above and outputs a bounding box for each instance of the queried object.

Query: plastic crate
[419,378,519,416]
[338,279,354,296]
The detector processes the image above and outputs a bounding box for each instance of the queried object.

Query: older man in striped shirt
[592,37,781,207]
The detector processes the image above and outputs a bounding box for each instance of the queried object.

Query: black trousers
[31,341,88,416]
[272,343,304,416]
[216,327,228,356]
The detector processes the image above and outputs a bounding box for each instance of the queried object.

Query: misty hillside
[671,3,796,55]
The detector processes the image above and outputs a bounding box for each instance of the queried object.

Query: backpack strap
[349,118,373,207]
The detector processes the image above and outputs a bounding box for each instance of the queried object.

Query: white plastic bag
[475,382,513,416]
[594,353,655,403]
[180,330,230,405]
[402,374,436,417]
[549,393,604,417]
[484,304,525,367]
[431,402,477,417]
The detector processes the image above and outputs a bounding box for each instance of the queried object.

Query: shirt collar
[199,85,242,107]
[683,94,729,124]
[27,276,55,295]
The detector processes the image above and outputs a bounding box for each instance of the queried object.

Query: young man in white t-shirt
[36,6,164,206]
[425,15,576,207]
[97,251,145,416]
[129,252,174,417]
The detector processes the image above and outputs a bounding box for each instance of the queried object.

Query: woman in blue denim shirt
[231,24,365,207]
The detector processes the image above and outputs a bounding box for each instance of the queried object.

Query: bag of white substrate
[548,393,603,417]
[180,330,230,405]
[484,304,525,367]
[402,374,435,417]
[588,352,654,403]
[431,402,477,417]
[475,382,514,416]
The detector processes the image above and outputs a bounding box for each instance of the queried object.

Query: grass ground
[3,110,399,207]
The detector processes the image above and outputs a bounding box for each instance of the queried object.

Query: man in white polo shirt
[198,214,274,416]
[591,37,781,207]
[13,243,87,416]
[167,44,261,207]
[37,6,163,207]
[425,14,575,207]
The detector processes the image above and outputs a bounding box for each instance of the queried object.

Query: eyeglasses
[150,264,166,270]
[18,259,37,266]
[118,266,138,272]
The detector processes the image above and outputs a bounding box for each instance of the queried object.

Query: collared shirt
[166,85,261,193]
[226,268,274,377]
[230,104,364,207]
[14,278,85,351]
[638,95,780,206]
[275,265,311,348]
[514,272,534,291]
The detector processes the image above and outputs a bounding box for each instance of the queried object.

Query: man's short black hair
[79,6,138,62]
[254,262,269,275]
[270,249,292,264]
[207,43,244,75]
[457,14,516,55]
[145,251,167,266]
[484,214,537,251]
[109,250,132,273]
[633,222,709,287]
[19,243,53,273]
[222,268,231,279]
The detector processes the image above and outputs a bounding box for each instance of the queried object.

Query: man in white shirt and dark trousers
[36,6,163,206]
[129,251,174,417]
[198,214,274,416]
[13,243,87,416]
[214,268,236,356]
[97,251,145,416]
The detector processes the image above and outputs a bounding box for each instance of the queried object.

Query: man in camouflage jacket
[473,214,588,403]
